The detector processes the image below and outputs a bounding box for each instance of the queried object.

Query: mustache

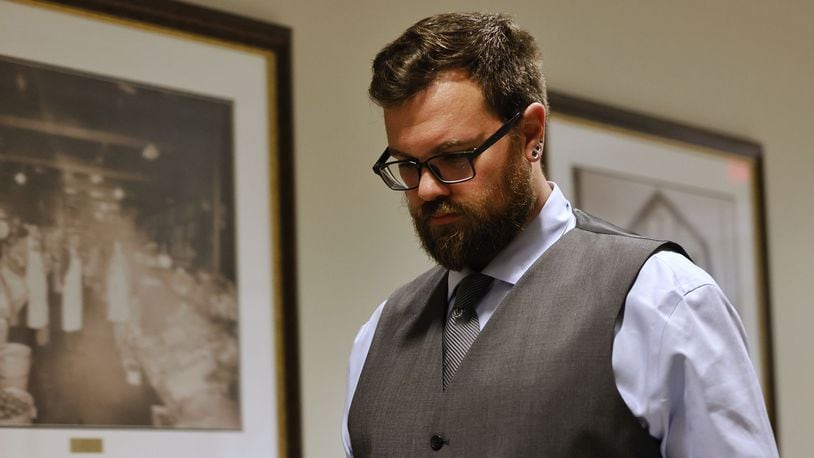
[414,199,466,221]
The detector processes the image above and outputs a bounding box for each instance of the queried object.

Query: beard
[410,149,536,271]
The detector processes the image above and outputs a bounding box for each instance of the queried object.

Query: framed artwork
[545,91,775,424]
[0,0,300,456]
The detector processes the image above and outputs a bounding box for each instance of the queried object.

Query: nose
[415,167,450,202]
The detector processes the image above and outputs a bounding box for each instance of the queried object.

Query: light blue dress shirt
[343,184,778,457]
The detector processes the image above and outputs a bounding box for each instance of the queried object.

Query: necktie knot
[453,273,493,311]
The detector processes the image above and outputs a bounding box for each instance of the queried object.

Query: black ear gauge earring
[532,144,542,159]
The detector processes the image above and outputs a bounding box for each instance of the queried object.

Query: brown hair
[369,12,548,121]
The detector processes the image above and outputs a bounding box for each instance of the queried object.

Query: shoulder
[640,250,717,296]
[572,209,688,259]
[627,251,737,342]
[386,265,447,308]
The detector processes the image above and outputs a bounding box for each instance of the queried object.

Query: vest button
[430,435,446,451]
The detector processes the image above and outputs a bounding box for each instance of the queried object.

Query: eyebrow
[387,137,480,160]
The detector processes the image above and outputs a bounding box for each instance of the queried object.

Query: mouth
[429,212,460,224]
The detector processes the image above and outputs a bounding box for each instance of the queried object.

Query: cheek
[469,148,512,188]
[404,191,422,212]
[464,166,503,198]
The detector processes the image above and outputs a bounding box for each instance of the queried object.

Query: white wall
[189,1,813,456]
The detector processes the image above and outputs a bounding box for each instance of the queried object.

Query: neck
[524,174,552,228]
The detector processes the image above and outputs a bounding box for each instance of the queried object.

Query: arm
[614,251,778,457]
[342,301,386,458]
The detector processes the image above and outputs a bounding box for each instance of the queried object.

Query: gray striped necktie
[443,273,494,390]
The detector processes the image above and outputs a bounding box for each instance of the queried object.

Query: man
[343,12,778,457]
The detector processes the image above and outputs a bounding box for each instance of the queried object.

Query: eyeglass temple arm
[469,111,522,159]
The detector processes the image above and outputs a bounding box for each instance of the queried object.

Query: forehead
[383,71,497,155]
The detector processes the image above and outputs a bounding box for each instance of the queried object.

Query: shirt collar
[448,182,576,297]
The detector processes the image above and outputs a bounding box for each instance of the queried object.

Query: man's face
[383,71,535,271]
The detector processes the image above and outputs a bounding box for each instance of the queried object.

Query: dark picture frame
[0,0,299,456]
[545,91,776,428]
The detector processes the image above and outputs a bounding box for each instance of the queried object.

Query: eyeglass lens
[383,154,474,189]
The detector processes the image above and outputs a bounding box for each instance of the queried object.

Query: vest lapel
[406,271,448,393]
[444,227,581,389]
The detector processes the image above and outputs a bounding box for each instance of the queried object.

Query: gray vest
[349,210,683,457]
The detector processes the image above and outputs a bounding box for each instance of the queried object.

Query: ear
[520,102,546,163]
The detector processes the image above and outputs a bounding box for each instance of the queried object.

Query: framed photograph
[545,91,775,423]
[0,0,299,456]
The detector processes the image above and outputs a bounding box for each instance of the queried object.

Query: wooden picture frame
[0,0,299,456]
[545,91,776,426]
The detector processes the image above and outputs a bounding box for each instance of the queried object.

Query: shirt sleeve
[613,251,778,457]
[341,301,386,458]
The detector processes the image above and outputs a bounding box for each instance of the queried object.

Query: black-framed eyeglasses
[372,111,522,191]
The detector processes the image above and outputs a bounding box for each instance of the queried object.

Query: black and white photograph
[0,1,293,454]
[0,1,294,455]
[0,54,240,429]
